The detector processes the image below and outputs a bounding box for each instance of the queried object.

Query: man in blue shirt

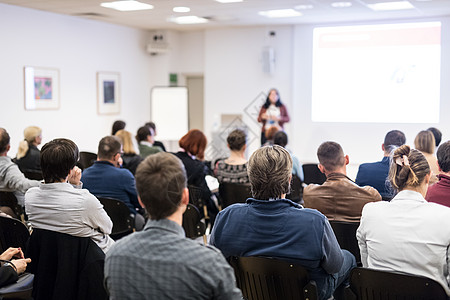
[82,136,144,229]
[355,130,406,200]
[210,145,355,300]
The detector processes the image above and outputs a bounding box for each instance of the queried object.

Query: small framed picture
[97,72,120,115]
[24,66,60,110]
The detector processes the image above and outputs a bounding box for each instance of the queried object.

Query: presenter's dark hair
[263,88,282,108]
[41,138,79,183]
[111,120,126,135]
[0,128,10,153]
[428,127,442,147]
[98,136,122,160]
[437,141,450,173]
[135,152,187,220]
[384,130,406,153]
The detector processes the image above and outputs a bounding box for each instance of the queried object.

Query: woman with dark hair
[214,129,249,183]
[111,120,126,136]
[257,88,290,145]
[357,145,450,295]
[173,129,218,222]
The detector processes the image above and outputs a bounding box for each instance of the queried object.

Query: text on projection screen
[311,22,441,123]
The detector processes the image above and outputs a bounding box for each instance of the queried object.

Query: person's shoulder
[303,183,321,193]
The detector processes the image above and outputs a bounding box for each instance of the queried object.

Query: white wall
[0,3,155,155]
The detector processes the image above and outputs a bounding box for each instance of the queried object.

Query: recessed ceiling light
[173,6,190,13]
[215,0,243,3]
[331,2,353,8]
[367,1,414,10]
[295,4,314,10]
[100,0,153,11]
[169,16,209,24]
[258,9,303,18]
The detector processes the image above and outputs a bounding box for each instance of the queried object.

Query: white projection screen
[311,22,441,123]
[151,86,188,140]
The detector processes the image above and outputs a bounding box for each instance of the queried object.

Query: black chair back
[26,228,107,300]
[329,221,361,265]
[79,152,97,170]
[97,197,134,240]
[218,182,252,209]
[182,204,206,240]
[285,175,303,204]
[302,164,327,185]
[0,216,30,253]
[187,185,208,219]
[228,256,318,300]
[346,267,448,300]
[0,192,24,220]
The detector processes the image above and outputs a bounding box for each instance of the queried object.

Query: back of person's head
[41,138,79,183]
[98,136,122,160]
[273,131,288,148]
[227,129,246,151]
[414,130,435,154]
[0,128,10,154]
[145,122,156,131]
[111,120,126,136]
[135,152,187,220]
[437,141,450,173]
[384,130,406,153]
[17,126,42,159]
[427,127,442,147]
[389,145,430,191]
[136,126,152,143]
[317,141,345,172]
[248,145,292,200]
[115,130,137,155]
[179,129,207,160]
[265,126,279,140]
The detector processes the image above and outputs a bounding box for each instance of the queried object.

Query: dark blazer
[355,156,394,199]
[121,153,143,175]
[0,266,18,288]
[15,145,41,173]
[153,141,166,152]
[173,152,211,199]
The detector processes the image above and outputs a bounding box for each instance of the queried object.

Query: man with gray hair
[210,145,355,300]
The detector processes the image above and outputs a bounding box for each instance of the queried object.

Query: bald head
[0,128,10,155]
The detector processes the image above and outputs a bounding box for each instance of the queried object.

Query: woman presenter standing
[257,88,290,145]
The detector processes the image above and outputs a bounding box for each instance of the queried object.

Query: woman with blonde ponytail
[357,145,450,295]
[15,126,42,173]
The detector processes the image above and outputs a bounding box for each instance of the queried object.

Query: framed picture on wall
[24,66,60,110]
[97,72,120,115]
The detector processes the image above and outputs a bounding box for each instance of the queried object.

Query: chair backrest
[187,185,208,219]
[285,174,303,204]
[228,256,318,300]
[0,192,24,220]
[218,182,252,209]
[97,197,134,240]
[182,204,206,240]
[329,221,361,265]
[0,216,30,253]
[79,152,97,170]
[302,164,327,185]
[347,267,448,300]
[26,228,107,300]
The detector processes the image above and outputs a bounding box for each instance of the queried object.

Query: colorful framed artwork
[97,72,120,115]
[24,66,60,110]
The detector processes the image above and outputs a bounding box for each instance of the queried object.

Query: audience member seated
[145,121,166,152]
[304,141,381,222]
[415,130,439,185]
[273,130,304,181]
[210,145,356,300]
[0,247,31,288]
[111,120,125,136]
[114,130,143,175]
[428,127,442,148]
[14,126,42,173]
[136,126,162,159]
[82,136,145,231]
[0,128,40,208]
[104,153,242,299]
[357,145,450,296]
[355,130,406,199]
[25,138,114,252]
[173,129,219,223]
[426,140,450,207]
[214,129,249,184]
